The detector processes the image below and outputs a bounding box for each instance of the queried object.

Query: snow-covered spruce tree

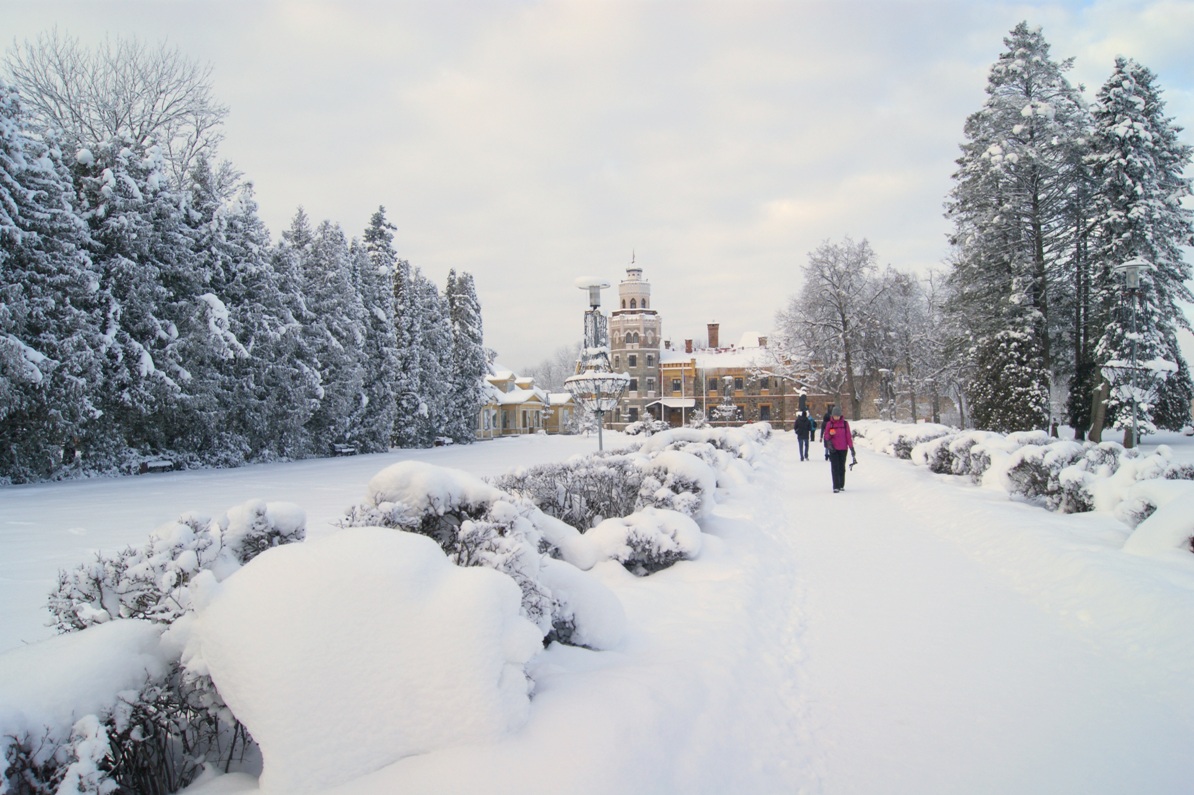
[186,162,307,462]
[298,219,367,454]
[0,79,103,483]
[71,137,206,470]
[445,269,487,444]
[945,22,1088,428]
[410,268,453,446]
[1086,58,1194,440]
[968,329,1050,433]
[354,207,401,452]
[390,256,423,447]
[267,210,323,459]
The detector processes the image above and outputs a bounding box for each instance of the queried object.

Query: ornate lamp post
[565,278,629,451]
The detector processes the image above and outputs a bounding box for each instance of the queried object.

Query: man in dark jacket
[793,411,813,460]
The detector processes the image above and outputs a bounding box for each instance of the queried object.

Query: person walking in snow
[793,411,813,461]
[823,406,857,493]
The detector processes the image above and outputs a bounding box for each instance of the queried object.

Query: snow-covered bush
[10,501,304,795]
[853,421,953,460]
[49,500,305,632]
[584,508,703,576]
[1004,440,1088,507]
[635,450,718,519]
[184,528,544,793]
[491,454,645,531]
[623,419,671,436]
[341,461,625,649]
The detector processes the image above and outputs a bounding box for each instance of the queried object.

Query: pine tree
[353,207,401,452]
[390,256,422,447]
[299,219,367,453]
[945,22,1087,429]
[968,330,1051,433]
[445,269,486,443]
[71,137,202,468]
[0,80,102,481]
[411,269,452,446]
[1087,58,1194,439]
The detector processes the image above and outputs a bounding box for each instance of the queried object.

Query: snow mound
[366,460,503,512]
[187,527,543,793]
[0,619,168,744]
[1123,482,1194,555]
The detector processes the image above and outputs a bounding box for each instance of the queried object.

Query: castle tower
[608,259,662,426]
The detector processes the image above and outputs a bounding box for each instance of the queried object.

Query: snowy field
[2,427,1193,794]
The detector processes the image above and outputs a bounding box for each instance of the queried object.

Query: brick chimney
[685,339,693,354]
[707,323,720,349]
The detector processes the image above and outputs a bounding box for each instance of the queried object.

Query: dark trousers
[829,448,849,490]
[797,435,810,459]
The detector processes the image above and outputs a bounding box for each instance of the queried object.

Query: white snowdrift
[185,527,543,793]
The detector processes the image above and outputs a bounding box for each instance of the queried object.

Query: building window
[646,354,655,367]
[628,354,637,368]
[628,407,639,422]
[629,378,638,392]
[760,377,770,390]
[708,377,718,393]
[646,377,655,393]
[734,377,744,390]
[671,379,682,393]
[760,405,771,421]
[630,298,637,309]
[614,355,620,369]
[631,331,640,344]
[643,298,648,309]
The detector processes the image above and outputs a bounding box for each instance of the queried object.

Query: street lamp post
[1112,257,1150,449]
[564,278,630,451]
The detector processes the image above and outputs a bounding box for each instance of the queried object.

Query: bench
[138,459,175,474]
[331,444,358,457]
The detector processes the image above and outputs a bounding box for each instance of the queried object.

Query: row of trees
[777,23,1193,439]
[1,32,487,483]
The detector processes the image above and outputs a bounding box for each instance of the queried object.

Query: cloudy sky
[4,0,1193,370]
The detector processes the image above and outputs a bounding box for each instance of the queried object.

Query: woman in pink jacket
[823,405,857,493]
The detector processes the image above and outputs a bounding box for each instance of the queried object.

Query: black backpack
[794,415,811,434]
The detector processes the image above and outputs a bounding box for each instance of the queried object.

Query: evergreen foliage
[944,24,1193,437]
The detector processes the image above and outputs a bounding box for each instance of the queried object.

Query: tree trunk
[1088,378,1110,442]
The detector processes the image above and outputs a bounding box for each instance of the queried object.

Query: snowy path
[759,433,1194,794]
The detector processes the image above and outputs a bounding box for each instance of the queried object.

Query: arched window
[643,298,649,309]
[630,298,637,309]
[632,332,640,344]
[621,299,626,309]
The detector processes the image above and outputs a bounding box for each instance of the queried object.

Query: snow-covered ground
[2,428,1193,793]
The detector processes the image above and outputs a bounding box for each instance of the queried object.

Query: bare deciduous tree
[5,28,228,187]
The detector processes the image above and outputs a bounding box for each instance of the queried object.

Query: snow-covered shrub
[584,508,703,576]
[19,501,303,795]
[623,419,670,436]
[342,461,625,649]
[686,409,710,429]
[184,528,543,793]
[1005,441,1088,508]
[852,421,952,460]
[910,432,961,473]
[636,450,718,519]
[491,454,645,531]
[49,501,305,632]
